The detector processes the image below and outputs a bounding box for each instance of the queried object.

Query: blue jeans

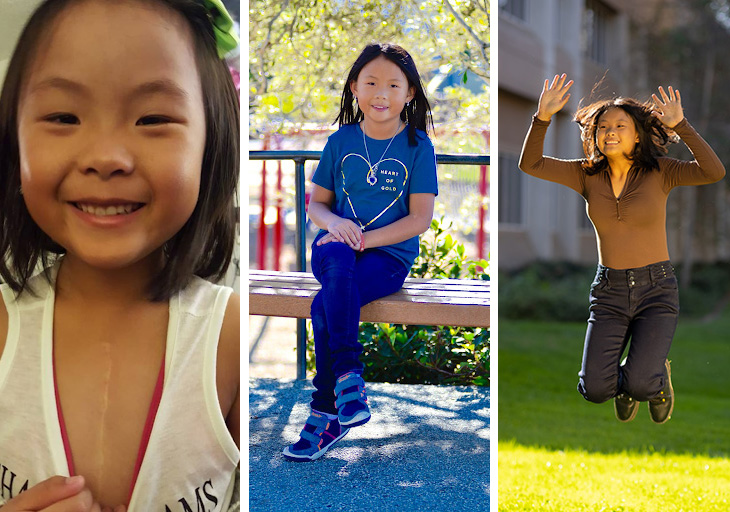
[309,237,409,414]
[578,261,679,403]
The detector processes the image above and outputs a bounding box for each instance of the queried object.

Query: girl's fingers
[651,94,662,109]
[658,86,670,103]
[6,476,86,511]
[42,488,94,512]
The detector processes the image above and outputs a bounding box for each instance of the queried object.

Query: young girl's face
[16,0,206,271]
[350,55,414,132]
[595,107,640,161]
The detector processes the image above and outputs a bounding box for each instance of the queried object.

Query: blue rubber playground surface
[248,378,490,512]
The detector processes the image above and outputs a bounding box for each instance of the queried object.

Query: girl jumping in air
[519,74,725,424]
[283,43,438,461]
[0,0,240,509]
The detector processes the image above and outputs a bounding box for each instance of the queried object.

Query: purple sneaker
[282,410,349,462]
[335,372,370,427]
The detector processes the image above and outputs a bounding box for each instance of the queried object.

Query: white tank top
[0,265,239,510]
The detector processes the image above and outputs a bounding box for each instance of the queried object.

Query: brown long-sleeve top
[519,115,726,269]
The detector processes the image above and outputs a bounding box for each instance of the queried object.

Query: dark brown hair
[335,43,434,146]
[0,0,239,301]
[574,97,678,176]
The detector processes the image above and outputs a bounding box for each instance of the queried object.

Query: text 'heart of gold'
[340,153,409,230]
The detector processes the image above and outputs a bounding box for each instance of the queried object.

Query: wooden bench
[249,270,490,327]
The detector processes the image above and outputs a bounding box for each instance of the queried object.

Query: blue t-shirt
[311,123,438,270]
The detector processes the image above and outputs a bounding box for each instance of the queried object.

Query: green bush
[499,262,594,322]
[306,217,490,386]
[675,262,730,317]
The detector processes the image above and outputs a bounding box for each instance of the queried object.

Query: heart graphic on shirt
[340,153,408,230]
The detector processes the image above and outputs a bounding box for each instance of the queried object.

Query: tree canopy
[249,0,489,149]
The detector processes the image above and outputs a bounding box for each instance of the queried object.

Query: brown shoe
[614,393,639,422]
[648,359,674,424]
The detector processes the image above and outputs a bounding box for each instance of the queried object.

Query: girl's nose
[79,135,134,178]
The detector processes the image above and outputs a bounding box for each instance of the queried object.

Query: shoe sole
[339,410,371,427]
[649,359,674,424]
[282,427,350,462]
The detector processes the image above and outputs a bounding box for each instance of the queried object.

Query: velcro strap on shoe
[334,373,364,395]
[300,430,322,445]
[305,414,328,429]
[335,390,365,409]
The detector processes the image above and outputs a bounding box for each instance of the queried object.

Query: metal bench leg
[297,318,307,380]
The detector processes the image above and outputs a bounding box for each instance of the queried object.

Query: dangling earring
[18,186,23,196]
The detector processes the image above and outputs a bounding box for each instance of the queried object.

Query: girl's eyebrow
[28,76,190,101]
[29,76,89,96]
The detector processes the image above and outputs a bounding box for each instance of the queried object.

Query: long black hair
[574,97,678,176]
[334,43,433,146]
[0,0,239,301]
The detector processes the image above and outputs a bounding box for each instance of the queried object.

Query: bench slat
[249,270,490,328]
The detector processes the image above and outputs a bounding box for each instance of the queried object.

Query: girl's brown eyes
[136,116,172,126]
[43,114,172,126]
[44,113,79,125]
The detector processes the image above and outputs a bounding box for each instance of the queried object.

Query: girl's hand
[323,218,361,250]
[316,232,340,247]
[537,74,573,121]
[317,232,365,251]
[652,86,684,128]
[2,475,99,511]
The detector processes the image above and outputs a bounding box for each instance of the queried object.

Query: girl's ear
[350,80,358,98]
[407,86,415,104]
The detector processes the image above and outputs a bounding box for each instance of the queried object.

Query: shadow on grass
[498,314,730,458]
[249,379,490,511]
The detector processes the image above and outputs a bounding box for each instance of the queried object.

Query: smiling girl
[519,74,725,424]
[282,43,438,462]
[0,0,239,510]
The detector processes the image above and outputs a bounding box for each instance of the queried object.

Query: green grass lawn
[498,313,730,511]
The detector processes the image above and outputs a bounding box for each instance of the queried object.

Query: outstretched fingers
[537,74,574,121]
[652,85,684,128]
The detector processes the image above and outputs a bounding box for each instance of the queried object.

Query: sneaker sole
[339,410,371,428]
[282,427,350,462]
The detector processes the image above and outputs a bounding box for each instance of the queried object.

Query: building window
[582,0,612,64]
[500,0,527,21]
[499,153,523,225]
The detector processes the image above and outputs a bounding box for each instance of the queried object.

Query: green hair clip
[200,0,239,58]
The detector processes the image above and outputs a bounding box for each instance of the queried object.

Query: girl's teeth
[78,204,137,216]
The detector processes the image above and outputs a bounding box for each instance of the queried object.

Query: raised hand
[2,475,99,511]
[537,74,574,122]
[652,86,684,128]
